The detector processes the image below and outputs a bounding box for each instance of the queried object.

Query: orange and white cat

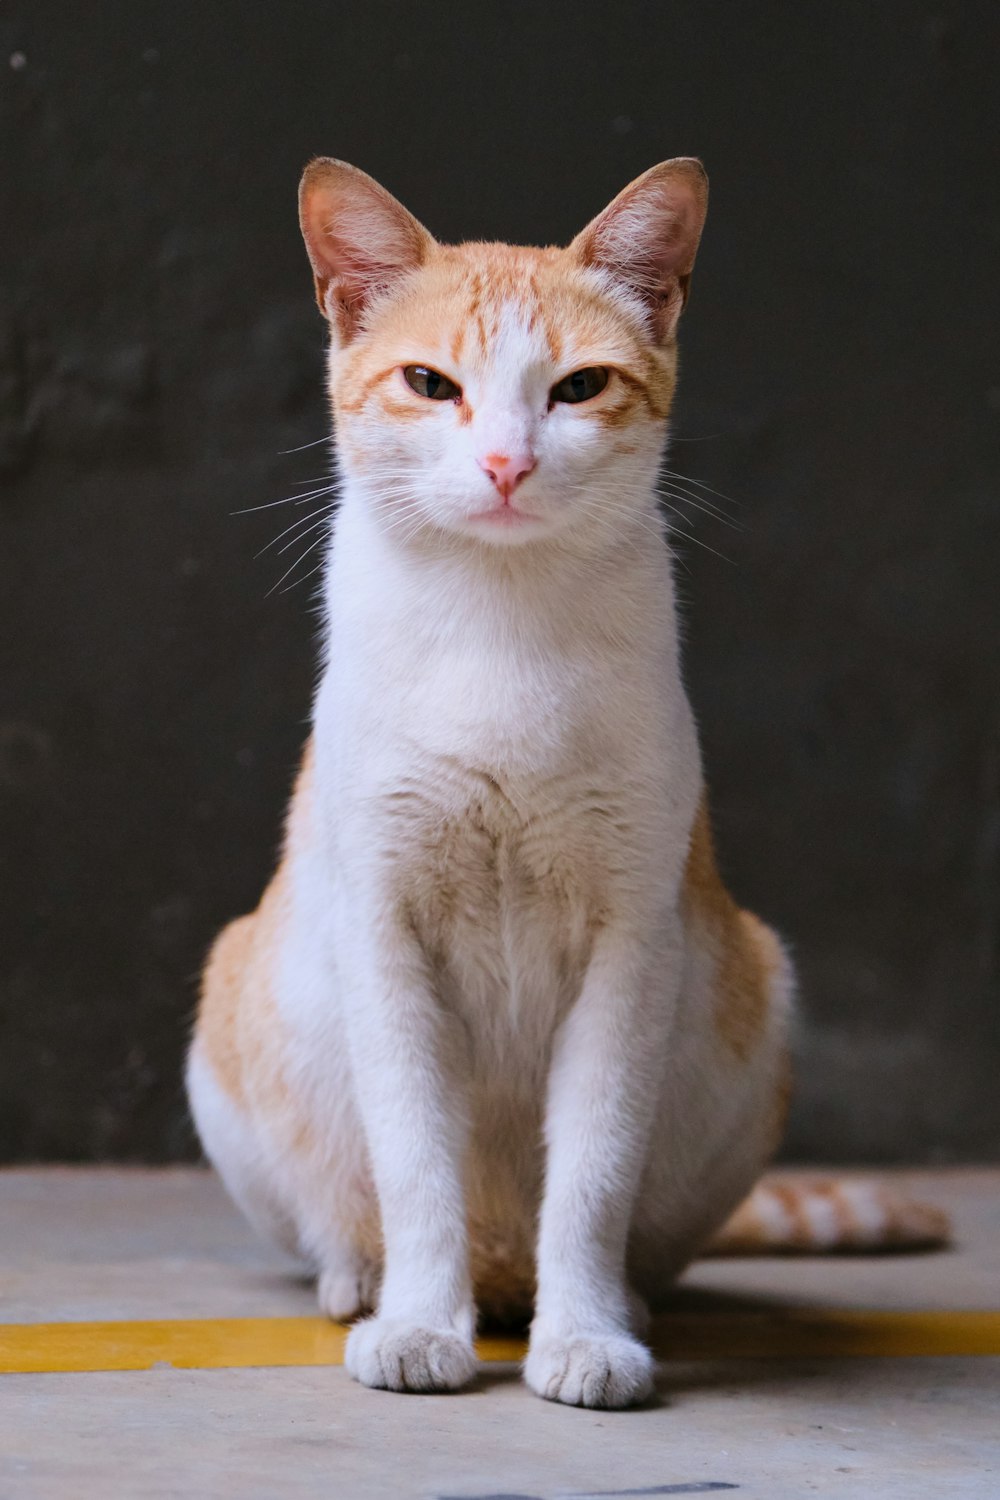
[187,159,946,1408]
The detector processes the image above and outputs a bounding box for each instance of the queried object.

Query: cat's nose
[477,450,536,500]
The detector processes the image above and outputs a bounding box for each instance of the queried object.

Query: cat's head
[300,158,707,549]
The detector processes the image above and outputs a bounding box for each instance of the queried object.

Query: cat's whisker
[661,466,742,510]
[234,483,339,517]
[656,486,743,531]
[266,534,329,596]
[278,434,334,455]
[576,502,668,559]
[278,560,327,595]
[658,491,740,532]
[292,484,338,503]
[371,489,425,505]
[373,498,428,525]
[658,469,740,512]
[379,508,428,527]
[575,489,734,565]
[234,495,303,515]
[256,505,336,558]
[576,491,666,533]
[275,512,334,557]
[662,521,737,566]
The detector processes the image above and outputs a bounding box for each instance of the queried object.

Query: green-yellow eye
[550,366,609,404]
[403,365,462,401]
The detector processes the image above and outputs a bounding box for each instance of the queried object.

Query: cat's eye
[403,365,462,401]
[550,366,610,404]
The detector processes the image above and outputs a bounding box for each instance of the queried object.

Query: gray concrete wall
[1,1,997,1163]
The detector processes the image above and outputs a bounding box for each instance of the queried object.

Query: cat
[187,157,948,1408]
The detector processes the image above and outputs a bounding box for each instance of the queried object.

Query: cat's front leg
[337,907,476,1394]
[525,921,681,1409]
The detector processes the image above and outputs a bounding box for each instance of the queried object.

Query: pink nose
[477,450,536,500]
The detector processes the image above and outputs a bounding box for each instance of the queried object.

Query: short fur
[188,159,946,1408]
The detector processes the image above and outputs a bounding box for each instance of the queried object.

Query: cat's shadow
[470,1283,825,1407]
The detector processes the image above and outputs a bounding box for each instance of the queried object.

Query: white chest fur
[308,493,701,1080]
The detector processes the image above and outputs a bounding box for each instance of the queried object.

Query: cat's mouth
[466,503,540,529]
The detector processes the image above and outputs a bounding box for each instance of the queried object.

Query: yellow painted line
[1,1311,999,1374]
[654,1310,1000,1359]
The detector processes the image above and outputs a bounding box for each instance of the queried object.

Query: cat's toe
[345,1317,477,1393]
[524,1330,654,1408]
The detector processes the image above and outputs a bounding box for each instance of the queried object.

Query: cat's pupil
[550,366,609,404]
[403,364,459,401]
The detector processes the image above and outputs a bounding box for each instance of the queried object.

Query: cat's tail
[704,1176,951,1255]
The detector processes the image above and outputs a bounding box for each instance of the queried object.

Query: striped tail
[705,1176,951,1255]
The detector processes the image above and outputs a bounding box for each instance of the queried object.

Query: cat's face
[300,160,707,549]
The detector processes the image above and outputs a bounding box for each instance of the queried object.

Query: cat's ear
[299,159,434,339]
[570,159,708,340]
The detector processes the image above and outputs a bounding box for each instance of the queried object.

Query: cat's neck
[324,484,677,659]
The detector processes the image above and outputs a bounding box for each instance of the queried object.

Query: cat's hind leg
[188,905,381,1322]
[187,914,309,1262]
[189,1036,380,1318]
[186,1030,305,1263]
[629,903,795,1305]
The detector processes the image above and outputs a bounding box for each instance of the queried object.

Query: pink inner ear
[316,216,404,311]
[299,160,432,333]
[572,161,708,333]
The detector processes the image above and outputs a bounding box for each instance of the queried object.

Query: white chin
[460,508,549,543]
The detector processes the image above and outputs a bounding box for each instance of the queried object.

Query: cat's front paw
[317,1260,380,1322]
[524,1329,655,1408]
[344,1317,477,1393]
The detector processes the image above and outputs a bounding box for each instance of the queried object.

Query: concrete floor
[1,1168,998,1498]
